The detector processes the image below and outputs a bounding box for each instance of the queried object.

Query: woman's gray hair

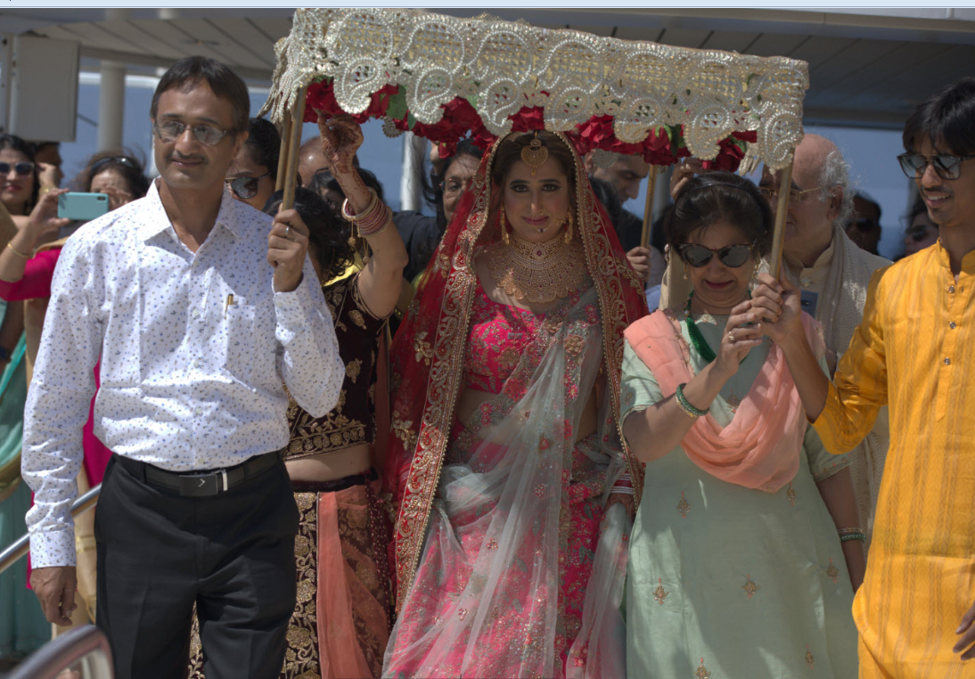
[817,148,855,228]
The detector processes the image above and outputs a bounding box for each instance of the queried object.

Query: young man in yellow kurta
[751,77,975,678]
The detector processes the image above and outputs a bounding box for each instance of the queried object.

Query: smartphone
[58,192,109,221]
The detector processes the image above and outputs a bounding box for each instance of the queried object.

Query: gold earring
[500,204,510,245]
[563,211,574,245]
[683,262,689,280]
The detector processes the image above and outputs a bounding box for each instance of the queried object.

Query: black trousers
[94,454,298,679]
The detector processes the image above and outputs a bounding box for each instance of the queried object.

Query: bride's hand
[316,113,363,180]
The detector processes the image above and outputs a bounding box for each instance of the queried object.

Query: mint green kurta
[0,330,50,659]
[622,312,858,678]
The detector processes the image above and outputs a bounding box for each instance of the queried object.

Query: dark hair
[903,77,975,155]
[263,187,354,284]
[853,191,882,221]
[0,133,39,212]
[309,167,385,204]
[77,150,151,198]
[150,56,250,134]
[244,117,280,180]
[491,131,576,191]
[425,138,484,232]
[665,172,773,259]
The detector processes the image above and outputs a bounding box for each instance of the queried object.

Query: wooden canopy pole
[639,165,660,250]
[280,87,308,210]
[768,153,795,279]
[275,114,294,192]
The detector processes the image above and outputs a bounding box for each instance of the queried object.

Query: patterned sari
[382,132,647,679]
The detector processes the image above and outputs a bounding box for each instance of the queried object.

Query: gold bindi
[521,132,549,176]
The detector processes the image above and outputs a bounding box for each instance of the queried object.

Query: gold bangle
[6,242,30,259]
[38,185,58,197]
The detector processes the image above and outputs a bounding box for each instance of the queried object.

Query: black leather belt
[118,451,281,498]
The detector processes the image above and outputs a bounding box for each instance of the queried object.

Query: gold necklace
[486,234,587,304]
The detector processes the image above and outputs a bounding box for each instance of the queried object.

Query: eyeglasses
[758,185,822,204]
[678,242,754,268]
[0,161,35,176]
[897,152,974,180]
[153,120,232,146]
[225,172,272,200]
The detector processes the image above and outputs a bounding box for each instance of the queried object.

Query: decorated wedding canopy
[262,8,809,269]
[262,8,808,171]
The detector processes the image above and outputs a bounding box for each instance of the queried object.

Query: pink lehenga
[382,131,648,679]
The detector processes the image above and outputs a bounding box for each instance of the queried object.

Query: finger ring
[728,332,735,343]
[285,225,292,240]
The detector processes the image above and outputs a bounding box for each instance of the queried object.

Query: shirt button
[191,309,200,318]
[191,359,201,368]
[950,321,957,329]
[948,285,955,293]
[944,357,951,365]
[194,408,204,416]
[800,276,811,288]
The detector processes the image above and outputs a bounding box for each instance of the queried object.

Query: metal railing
[7,624,113,679]
[0,484,100,576]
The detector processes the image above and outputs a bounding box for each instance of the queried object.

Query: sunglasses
[90,156,139,174]
[678,242,754,268]
[897,152,975,181]
[0,161,35,176]
[225,172,271,200]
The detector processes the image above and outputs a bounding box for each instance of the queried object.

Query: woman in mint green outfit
[0,325,50,659]
[620,173,861,677]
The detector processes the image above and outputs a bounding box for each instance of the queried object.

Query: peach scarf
[624,309,824,492]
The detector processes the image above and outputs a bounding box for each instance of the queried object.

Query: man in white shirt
[22,56,344,679]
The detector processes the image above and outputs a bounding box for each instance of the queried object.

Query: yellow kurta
[814,243,975,678]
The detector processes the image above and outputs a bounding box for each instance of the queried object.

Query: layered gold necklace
[486,234,588,304]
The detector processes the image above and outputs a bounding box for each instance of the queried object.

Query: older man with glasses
[751,75,975,677]
[753,134,892,561]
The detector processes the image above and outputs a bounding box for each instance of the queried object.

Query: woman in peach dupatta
[620,173,862,678]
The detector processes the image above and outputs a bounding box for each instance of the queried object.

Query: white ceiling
[2,7,974,129]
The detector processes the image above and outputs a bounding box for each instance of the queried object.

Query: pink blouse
[0,247,59,301]
[1,246,112,485]
[464,286,543,394]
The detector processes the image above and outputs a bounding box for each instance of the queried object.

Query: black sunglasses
[678,242,754,268]
[226,172,271,200]
[90,156,139,174]
[897,152,975,181]
[0,161,35,176]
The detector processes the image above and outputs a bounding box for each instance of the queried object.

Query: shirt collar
[934,238,975,275]
[782,230,836,273]
[138,179,243,242]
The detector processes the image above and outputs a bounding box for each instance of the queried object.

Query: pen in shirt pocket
[224,293,235,317]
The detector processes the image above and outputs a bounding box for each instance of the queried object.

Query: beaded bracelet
[839,533,866,543]
[836,526,863,537]
[675,383,708,418]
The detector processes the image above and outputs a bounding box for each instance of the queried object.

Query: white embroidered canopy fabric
[261,8,809,170]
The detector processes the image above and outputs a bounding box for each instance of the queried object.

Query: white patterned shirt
[23,181,344,567]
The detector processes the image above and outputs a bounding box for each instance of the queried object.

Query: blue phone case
[58,192,110,221]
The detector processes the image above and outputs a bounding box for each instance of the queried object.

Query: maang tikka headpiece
[521,131,549,176]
